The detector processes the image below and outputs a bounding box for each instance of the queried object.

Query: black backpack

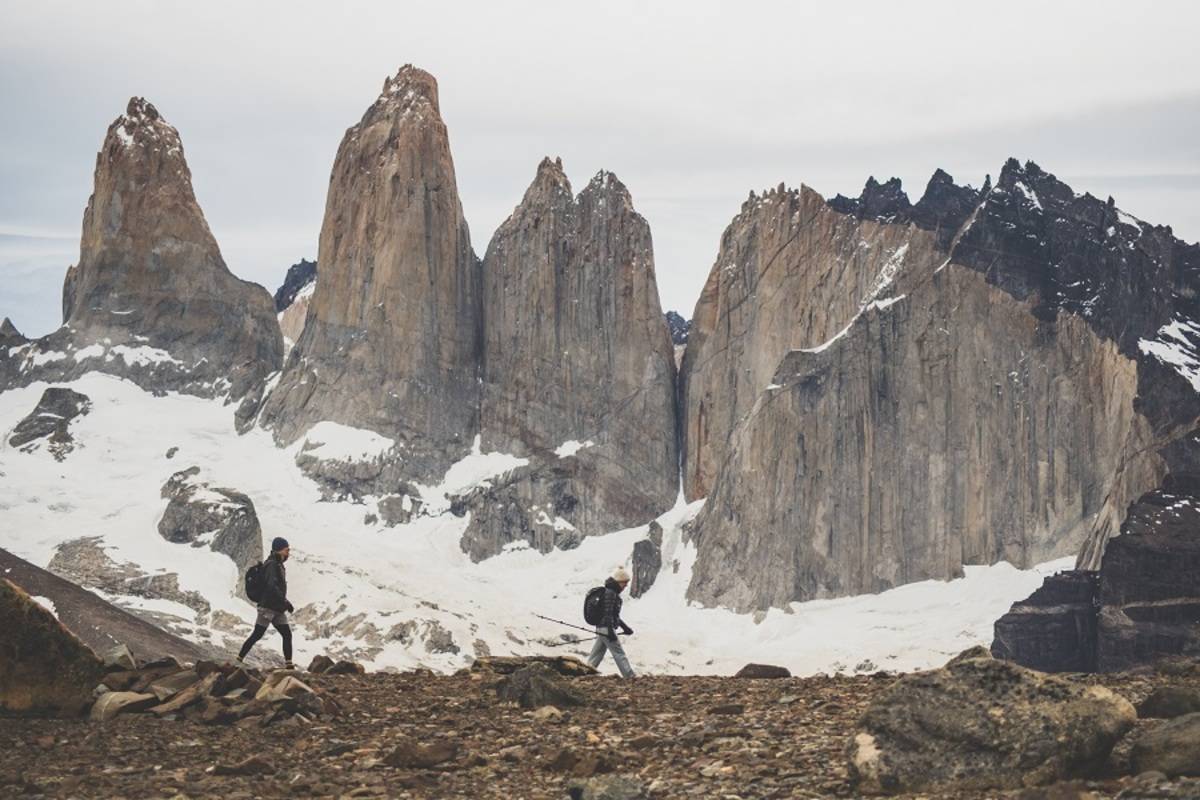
[245,561,267,603]
[583,586,606,626]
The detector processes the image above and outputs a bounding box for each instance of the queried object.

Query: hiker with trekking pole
[535,567,636,675]
[584,566,636,677]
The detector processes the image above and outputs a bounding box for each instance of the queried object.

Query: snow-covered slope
[0,373,1066,675]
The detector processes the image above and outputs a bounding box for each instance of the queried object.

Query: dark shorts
[255,606,289,627]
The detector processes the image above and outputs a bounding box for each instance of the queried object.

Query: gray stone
[847,651,1136,793]
[1130,712,1200,777]
[102,644,137,671]
[495,663,586,709]
[89,691,157,721]
[567,775,647,800]
[157,467,263,582]
[629,536,661,599]
[8,388,92,461]
[1139,687,1200,719]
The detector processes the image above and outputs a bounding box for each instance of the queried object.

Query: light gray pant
[586,627,634,677]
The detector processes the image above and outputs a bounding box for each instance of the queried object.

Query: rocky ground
[3,662,1199,799]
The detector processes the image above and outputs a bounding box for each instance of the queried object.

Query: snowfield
[0,373,1068,676]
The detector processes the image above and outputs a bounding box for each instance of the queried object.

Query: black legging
[238,622,292,662]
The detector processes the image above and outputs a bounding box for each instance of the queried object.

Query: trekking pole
[533,613,598,635]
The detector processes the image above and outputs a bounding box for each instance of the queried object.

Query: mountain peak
[376,64,440,116]
[124,96,160,122]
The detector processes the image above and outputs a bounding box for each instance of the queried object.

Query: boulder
[734,663,791,679]
[0,579,105,717]
[255,675,314,703]
[495,663,587,709]
[567,775,647,800]
[150,672,220,716]
[1130,713,1200,777]
[1138,687,1200,719]
[847,652,1136,794]
[7,387,92,461]
[157,467,264,581]
[629,537,661,599]
[307,655,335,674]
[89,691,157,721]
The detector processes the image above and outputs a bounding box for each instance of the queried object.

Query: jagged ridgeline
[680,161,1200,611]
[250,67,679,557]
[3,66,1198,621]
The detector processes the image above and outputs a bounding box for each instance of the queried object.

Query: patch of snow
[1139,316,1200,392]
[72,344,106,362]
[1013,181,1043,210]
[106,344,182,368]
[299,421,395,463]
[28,349,68,367]
[554,439,594,458]
[417,435,528,511]
[30,595,58,618]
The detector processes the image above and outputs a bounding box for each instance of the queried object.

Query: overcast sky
[2,1,1199,336]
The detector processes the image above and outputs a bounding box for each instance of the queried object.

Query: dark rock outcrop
[1,98,282,399]
[665,311,690,345]
[629,531,662,599]
[158,467,264,581]
[1,547,212,663]
[734,664,791,679]
[0,317,25,347]
[682,160,1199,610]
[273,259,317,312]
[991,571,1099,673]
[846,650,1136,794]
[258,66,481,483]
[0,577,105,717]
[992,474,1200,672]
[7,387,92,461]
[1139,687,1200,719]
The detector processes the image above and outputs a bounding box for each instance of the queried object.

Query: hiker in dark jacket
[237,537,295,668]
[586,566,635,677]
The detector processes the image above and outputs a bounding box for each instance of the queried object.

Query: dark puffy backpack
[245,561,267,603]
[583,586,606,626]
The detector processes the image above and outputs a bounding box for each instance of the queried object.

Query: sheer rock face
[683,161,1199,611]
[459,159,677,558]
[258,66,481,481]
[2,98,282,399]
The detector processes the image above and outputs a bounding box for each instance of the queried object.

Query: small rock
[89,691,157,721]
[1138,687,1200,719]
[708,703,744,715]
[629,734,659,750]
[255,675,314,702]
[734,663,790,679]
[383,737,459,769]
[102,644,137,672]
[531,705,564,723]
[326,660,366,675]
[149,669,201,701]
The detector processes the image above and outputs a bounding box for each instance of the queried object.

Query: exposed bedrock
[257,66,481,481]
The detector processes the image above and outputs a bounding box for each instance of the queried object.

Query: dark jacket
[260,553,289,613]
[600,577,628,634]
